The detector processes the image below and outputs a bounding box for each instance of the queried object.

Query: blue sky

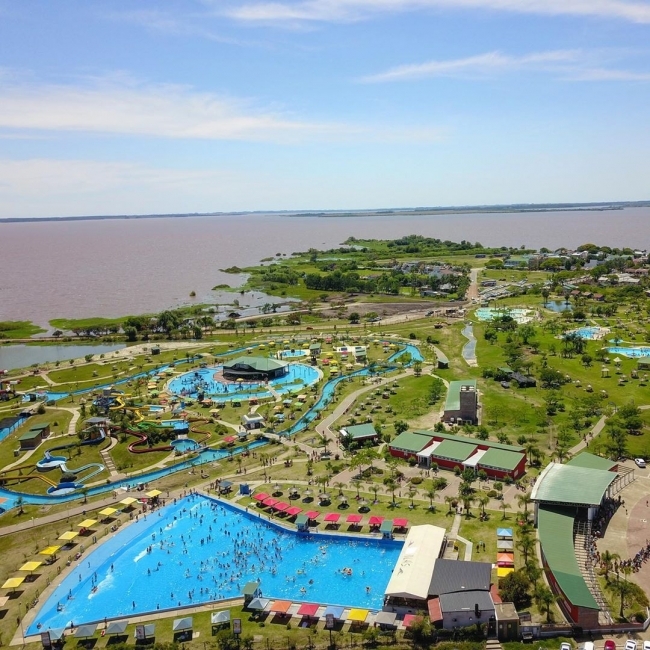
[0,0,649,217]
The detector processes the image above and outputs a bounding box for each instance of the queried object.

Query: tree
[477,493,489,517]
[124,326,138,342]
[15,495,24,515]
[534,584,557,623]
[517,534,535,565]
[348,312,361,324]
[601,550,620,581]
[607,577,635,619]
[498,570,530,608]
[516,492,532,514]
[413,360,423,377]
[500,501,509,520]
[394,420,409,435]
[425,486,438,511]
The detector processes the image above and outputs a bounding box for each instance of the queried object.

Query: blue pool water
[168,363,319,401]
[277,350,308,358]
[149,405,164,413]
[607,346,650,358]
[570,326,604,340]
[158,420,189,431]
[170,439,200,452]
[28,495,401,632]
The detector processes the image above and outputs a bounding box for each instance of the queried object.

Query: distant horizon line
[1,200,649,223]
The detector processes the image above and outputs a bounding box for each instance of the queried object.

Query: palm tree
[535,584,557,623]
[407,487,417,509]
[425,487,438,511]
[607,577,634,619]
[334,481,345,496]
[500,501,509,520]
[516,492,532,514]
[517,534,535,565]
[462,494,475,518]
[524,561,542,586]
[444,495,455,514]
[601,550,620,581]
[370,484,379,504]
[477,493,490,518]
[351,480,362,499]
[15,495,24,515]
[383,478,398,506]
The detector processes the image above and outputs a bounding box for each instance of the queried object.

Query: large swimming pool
[29,496,401,632]
[607,346,650,358]
[167,364,319,401]
[569,326,609,340]
[474,307,534,324]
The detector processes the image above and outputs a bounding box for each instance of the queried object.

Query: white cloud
[226,0,650,24]
[360,50,580,82]
[0,76,442,143]
[360,49,650,82]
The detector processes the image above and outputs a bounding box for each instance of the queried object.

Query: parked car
[604,640,616,650]
[578,642,595,650]
[634,458,646,468]
[500,381,510,389]
[625,640,638,650]
[642,641,650,650]
[560,642,572,650]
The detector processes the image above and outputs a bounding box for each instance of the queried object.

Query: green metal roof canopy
[566,452,617,472]
[531,463,616,506]
[224,356,288,372]
[537,506,599,610]
[479,448,524,471]
[433,439,476,462]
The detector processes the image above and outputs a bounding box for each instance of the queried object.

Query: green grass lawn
[0,320,46,339]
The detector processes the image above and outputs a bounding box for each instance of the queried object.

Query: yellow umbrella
[58,531,79,541]
[77,519,97,528]
[120,497,137,506]
[2,577,25,591]
[19,561,42,573]
[99,507,118,517]
[348,609,369,622]
[39,545,61,556]
[146,489,162,498]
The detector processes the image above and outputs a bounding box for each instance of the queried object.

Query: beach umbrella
[1,577,25,593]
[58,531,79,541]
[18,561,42,575]
[77,519,97,529]
[39,545,61,558]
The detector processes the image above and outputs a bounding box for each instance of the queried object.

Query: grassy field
[0,321,46,339]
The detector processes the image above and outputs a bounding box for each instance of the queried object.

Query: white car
[634,458,646,468]
[642,641,650,650]
[625,640,638,650]
[560,643,572,650]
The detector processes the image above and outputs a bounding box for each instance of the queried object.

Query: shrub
[487,490,497,498]
[410,476,423,485]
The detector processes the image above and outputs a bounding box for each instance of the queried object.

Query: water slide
[110,394,145,423]
[122,422,174,454]
[0,467,58,487]
[62,463,105,484]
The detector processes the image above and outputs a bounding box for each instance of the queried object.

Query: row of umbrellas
[2,495,161,596]
[496,527,514,576]
[251,494,407,527]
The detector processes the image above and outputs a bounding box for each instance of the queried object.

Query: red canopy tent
[224,436,236,443]
[305,510,320,520]
[297,603,320,618]
[346,514,363,524]
[393,518,408,528]
[262,497,278,508]
[274,502,290,512]
[253,493,269,502]
[368,515,384,526]
[323,513,340,523]
[286,506,302,517]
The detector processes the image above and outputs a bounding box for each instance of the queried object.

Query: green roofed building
[223,356,288,381]
[339,423,378,446]
[389,431,435,459]
[537,506,600,626]
[432,439,474,463]
[566,452,618,472]
[531,463,617,508]
[442,380,479,425]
